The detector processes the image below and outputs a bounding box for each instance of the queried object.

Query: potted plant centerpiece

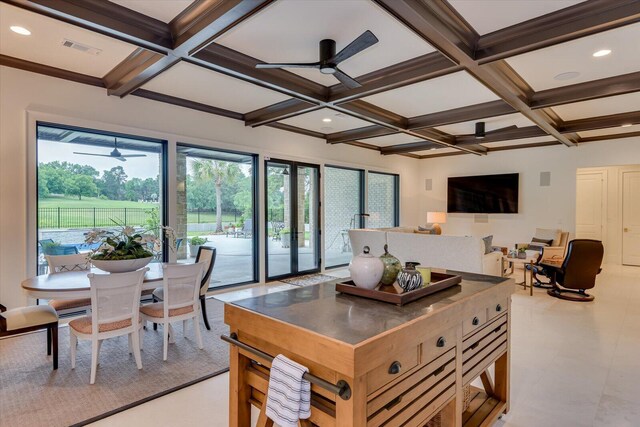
[189,236,207,257]
[86,224,175,273]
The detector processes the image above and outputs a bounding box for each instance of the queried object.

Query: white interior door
[576,172,604,240]
[622,171,640,266]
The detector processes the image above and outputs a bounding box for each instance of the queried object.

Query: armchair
[543,239,604,302]
[519,228,569,287]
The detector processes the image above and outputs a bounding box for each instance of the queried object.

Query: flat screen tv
[447,173,519,214]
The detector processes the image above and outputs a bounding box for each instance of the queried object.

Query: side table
[502,255,537,296]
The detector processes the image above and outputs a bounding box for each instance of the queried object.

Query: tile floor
[89,264,640,427]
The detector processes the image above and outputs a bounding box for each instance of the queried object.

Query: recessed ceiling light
[592,49,611,57]
[10,26,31,36]
[621,124,632,128]
[322,118,332,123]
[554,71,580,81]
[430,148,437,151]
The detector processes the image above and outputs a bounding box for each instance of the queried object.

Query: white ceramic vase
[92,257,153,273]
[349,246,384,290]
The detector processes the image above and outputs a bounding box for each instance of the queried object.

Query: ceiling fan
[460,122,518,140]
[73,138,146,162]
[255,30,379,89]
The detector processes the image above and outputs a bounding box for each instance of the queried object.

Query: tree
[125,177,143,201]
[65,175,97,200]
[191,159,240,232]
[100,166,128,200]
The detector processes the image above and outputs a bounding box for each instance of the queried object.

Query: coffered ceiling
[1,0,639,160]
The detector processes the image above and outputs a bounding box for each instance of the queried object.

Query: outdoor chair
[152,246,216,330]
[69,268,148,384]
[46,253,93,315]
[0,303,59,369]
[234,219,253,238]
[141,263,205,361]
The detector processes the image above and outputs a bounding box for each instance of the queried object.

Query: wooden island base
[225,272,515,426]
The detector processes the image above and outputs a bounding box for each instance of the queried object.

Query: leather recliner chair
[544,239,604,302]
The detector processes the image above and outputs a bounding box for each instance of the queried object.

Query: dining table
[21,262,164,300]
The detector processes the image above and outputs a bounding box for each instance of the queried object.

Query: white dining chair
[45,253,92,314]
[140,263,205,361]
[69,268,148,384]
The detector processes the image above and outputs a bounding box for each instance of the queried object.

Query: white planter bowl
[92,257,153,273]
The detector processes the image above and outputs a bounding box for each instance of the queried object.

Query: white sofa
[348,229,503,276]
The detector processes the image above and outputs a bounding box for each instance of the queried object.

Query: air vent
[61,39,102,55]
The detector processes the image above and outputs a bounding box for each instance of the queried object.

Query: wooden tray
[335,272,462,306]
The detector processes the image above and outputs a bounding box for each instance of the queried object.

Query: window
[176,145,257,288]
[367,172,399,229]
[36,123,165,274]
[324,166,364,267]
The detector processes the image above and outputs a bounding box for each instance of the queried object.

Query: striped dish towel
[265,354,311,427]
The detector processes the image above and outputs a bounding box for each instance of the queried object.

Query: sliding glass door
[176,145,257,288]
[265,160,320,280]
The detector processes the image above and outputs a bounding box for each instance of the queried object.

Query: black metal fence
[38,207,155,229]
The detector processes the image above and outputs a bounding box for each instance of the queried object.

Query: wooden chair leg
[52,324,58,370]
[200,296,211,331]
[47,326,52,355]
[256,390,274,427]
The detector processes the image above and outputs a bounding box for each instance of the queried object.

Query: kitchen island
[224,271,515,426]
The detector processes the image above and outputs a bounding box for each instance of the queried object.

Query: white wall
[419,140,640,262]
[0,66,422,308]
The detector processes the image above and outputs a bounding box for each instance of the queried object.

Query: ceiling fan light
[320,66,336,74]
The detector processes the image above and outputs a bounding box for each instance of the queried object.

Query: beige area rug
[281,273,339,287]
[0,298,229,427]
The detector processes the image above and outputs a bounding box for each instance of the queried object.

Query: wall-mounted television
[447,173,519,214]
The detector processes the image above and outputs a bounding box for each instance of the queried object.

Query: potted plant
[281,228,291,248]
[189,236,207,257]
[517,247,527,259]
[85,224,174,273]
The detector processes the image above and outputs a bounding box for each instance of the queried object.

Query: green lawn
[38,196,157,209]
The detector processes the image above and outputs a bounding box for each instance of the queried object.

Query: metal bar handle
[221,333,352,400]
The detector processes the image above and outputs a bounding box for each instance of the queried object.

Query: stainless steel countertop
[229,271,511,345]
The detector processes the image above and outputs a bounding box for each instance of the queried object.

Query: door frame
[264,159,321,281]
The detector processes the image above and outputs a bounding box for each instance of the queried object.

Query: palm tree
[191,159,239,232]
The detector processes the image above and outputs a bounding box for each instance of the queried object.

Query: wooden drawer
[367,350,456,427]
[463,316,508,363]
[487,297,508,320]
[463,309,487,337]
[367,344,420,395]
[422,325,457,365]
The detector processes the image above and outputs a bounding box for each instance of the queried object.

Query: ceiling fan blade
[73,152,113,157]
[256,62,320,69]
[484,125,518,136]
[115,157,127,162]
[330,30,379,64]
[119,154,147,158]
[333,68,361,89]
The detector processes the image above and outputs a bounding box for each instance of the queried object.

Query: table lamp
[426,211,447,235]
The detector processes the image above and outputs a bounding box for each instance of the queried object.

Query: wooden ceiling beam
[4,0,173,52]
[265,122,325,139]
[326,126,398,144]
[0,54,105,87]
[105,0,274,97]
[373,0,577,148]
[131,88,243,120]
[244,99,321,127]
[380,139,487,155]
[244,52,460,127]
[408,100,516,129]
[475,0,640,63]
[559,111,640,133]
[456,125,547,145]
[530,71,640,109]
[328,51,460,103]
[578,131,640,143]
[191,44,328,103]
[419,140,561,159]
